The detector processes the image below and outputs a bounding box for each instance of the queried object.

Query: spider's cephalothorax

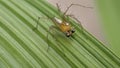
[53,17,75,37]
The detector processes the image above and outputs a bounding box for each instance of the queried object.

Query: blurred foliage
[96,0,120,57]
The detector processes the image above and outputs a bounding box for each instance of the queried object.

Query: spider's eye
[71,30,75,33]
[66,35,70,37]
[65,32,70,37]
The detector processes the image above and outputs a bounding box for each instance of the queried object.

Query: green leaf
[0,0,120,68]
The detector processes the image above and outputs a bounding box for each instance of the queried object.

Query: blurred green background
[96,0,120,58]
